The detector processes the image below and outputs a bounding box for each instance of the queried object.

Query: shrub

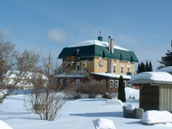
[65,79,106,99]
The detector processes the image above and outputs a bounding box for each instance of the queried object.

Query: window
[127,66,130,73]
[60,79,63,86]
[121,65,124,74]
[113,64,116,73]
[124,80,126,87]
[109,80,114,88]
[66,79,70,86]
[102,51,105,57]
[130,56,133,62]
[76,49,80,56]
[127,66,132,75]
[120,54,123,60]
[101,79,106,85]
[76,79,80,84]
[115,80,119,88]
[76,62,80,70]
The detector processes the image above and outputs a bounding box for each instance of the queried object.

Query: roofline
[131,79,172,86]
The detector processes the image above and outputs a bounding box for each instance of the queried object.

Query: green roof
[58,45,138,62]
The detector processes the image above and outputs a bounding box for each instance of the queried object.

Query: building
[56,36,138,93]
[130,66,172,112]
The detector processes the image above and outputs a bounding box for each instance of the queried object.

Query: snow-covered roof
[91,72,131,79]
[5,70,48,80]
[130,72,172,85]
[158,66,172,73]
[68,39,129,51]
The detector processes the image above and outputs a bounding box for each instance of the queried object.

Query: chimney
[108,36,114,73]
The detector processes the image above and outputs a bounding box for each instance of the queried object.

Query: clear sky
[0,0,172,70]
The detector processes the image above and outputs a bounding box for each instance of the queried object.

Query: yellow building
[57,36,138,92]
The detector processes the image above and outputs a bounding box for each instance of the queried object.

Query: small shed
[130,71,172,112]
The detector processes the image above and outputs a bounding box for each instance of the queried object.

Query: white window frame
[109,79,114,88]
[60,79,63,86]
[101,79,106,85]
[113,64,116,73]
[121,65,124,74]
[115,80,119,88]
[127,66,130,73]
[76,62,80,70]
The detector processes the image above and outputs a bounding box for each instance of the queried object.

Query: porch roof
[91,72,131,80]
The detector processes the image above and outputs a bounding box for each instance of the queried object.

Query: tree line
[137,61,153,73]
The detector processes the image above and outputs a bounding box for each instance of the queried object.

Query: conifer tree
[140,62,145,73]
[159,50,172,68]
[137,63,141,73]
[145,61,149,72]
[137,61,153,73]
[118,76,126,102]
[148,61,153,71]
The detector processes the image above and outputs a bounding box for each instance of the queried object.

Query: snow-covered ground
[0,88,172,129]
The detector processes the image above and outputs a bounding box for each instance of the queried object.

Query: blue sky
[0,0,172,70]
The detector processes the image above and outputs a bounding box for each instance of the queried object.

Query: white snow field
[0,88,172,129]
[0,120,13,129]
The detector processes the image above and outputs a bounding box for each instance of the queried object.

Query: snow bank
[125,87,139,100]
[105,99,124,106]
[0,121,13,129]
[141,110,172,124]
[93,118,116,129]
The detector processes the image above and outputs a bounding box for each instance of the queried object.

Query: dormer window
[120,54,123,60]
[75,49,80,56]
[130,56,133,62]
[102,51,105,58]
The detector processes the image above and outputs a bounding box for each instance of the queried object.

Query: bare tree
[0,33,40,103]
[26,54,65,121]
[0,36,18,102]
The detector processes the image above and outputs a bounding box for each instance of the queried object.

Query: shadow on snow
[70,111,123,118]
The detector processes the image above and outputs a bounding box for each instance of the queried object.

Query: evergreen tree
[145,61,149,71]
[159,50,172,68]
[137,61,153,73]
[118,76,126,102]
[140,62,145,73]
[137,63,141,73]
[148,61,153,71]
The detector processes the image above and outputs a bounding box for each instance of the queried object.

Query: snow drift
[0,121,13,129]
[93,118,116,129]
[141,110,172,124]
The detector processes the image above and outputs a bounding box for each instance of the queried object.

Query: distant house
[3,70,48,89]
[130,66,172,112]
[56,36,138,93]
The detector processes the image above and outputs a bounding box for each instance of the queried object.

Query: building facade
[56,36,138,92]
